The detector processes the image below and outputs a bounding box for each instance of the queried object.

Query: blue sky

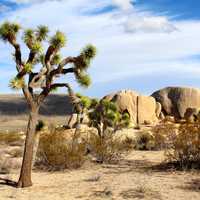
[0,0,200,97]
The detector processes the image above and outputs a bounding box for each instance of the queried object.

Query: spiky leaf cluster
[81,44,97,59]
[31,41,43,53]
[23,29,34,46]
[9,77,25,90]
[23,26,48,52]
[24,63,33,73]
[0,22,20,42]
[36,120,45,132]
[50,31,66,49]
[51,53,61,65]
[88,99,130,131]
[36,25,49,41]
[75,44,97,70]
[76,73,91,88]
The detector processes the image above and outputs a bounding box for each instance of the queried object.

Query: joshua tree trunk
[17,105,39,188]
[32,131,40,168]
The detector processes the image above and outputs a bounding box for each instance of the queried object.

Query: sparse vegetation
[165,123,200,169]
[36,128,86,170]
[0,132,22,145]
[135,131,155,151]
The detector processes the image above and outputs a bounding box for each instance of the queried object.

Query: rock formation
[104,90,160,125]
[152,87,200,119]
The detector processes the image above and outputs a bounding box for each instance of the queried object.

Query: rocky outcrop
[104,90,160,125]
[152,87,200,119]
[104,90,139,125]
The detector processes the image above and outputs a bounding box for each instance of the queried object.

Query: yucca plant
[88,99,130,137]
[0,21,97,188]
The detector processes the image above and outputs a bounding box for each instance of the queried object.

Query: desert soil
[0,151,200,200]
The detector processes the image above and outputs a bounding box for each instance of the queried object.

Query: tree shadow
[178,178,200,192]
[147,161,200,173]
[102,159,155,175]
[0,178,17,188]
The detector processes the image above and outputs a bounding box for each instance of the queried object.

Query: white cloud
[125,16,177,33]
[112,0,133,10]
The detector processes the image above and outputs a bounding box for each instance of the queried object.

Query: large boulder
[104,90,139,125]
[104,90,160,125]
[152,87,200,119]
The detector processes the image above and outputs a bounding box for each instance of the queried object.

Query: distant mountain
[0,94,73,116]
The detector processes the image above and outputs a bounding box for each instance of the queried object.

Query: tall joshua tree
[0,22,96,188]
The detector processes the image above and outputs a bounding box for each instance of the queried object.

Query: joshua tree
[88,99,130,137]
[0,22,96,187]
[74,93,99,125]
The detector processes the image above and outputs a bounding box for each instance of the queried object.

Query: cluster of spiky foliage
[9,77,25,90]
[24,63,33,73]
[75,44,97,71]
[74,45,96,88]
[0,22,97,91]
[50,31,66,49]
[51,53,61,65]
[23,26,48,53]
[76,73,91,88]
[88,99,130,137]
[76,93,99,111]
[0,22,20,42]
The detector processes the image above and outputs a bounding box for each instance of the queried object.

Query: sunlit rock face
[104,90,160,125]
[152,87,200,119]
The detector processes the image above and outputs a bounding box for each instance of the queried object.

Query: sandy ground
[0,115,67,132]
[0,151,200,200]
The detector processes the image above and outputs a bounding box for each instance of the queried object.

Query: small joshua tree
[74,93,99,125]
[0,22,96,187]
[87,99,130,163]
[88,99,130,137]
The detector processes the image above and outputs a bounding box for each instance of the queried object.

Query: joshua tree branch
[8,39,22,71]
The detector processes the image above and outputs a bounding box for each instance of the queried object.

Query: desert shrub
[152,124,178,150]
[88,129,122,164]
[8,148,23,158]
[0,132,22,145]
[36,129,86,170]
[119,136,136,151]
[165,123,200,169]
[135,131,155,150]
[36,120,46,132]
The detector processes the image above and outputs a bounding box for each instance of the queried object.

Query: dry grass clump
[135,131,155,151]
[152,122,200,169]
[36,128,86,170]
[152,123,178,150]
[120,185,162,199]
[165,123,200,169]
[87,130,123,164]
[0,132,23,145]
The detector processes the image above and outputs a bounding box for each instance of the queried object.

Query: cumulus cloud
[112,0,133,10]
[125,16,177,33]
